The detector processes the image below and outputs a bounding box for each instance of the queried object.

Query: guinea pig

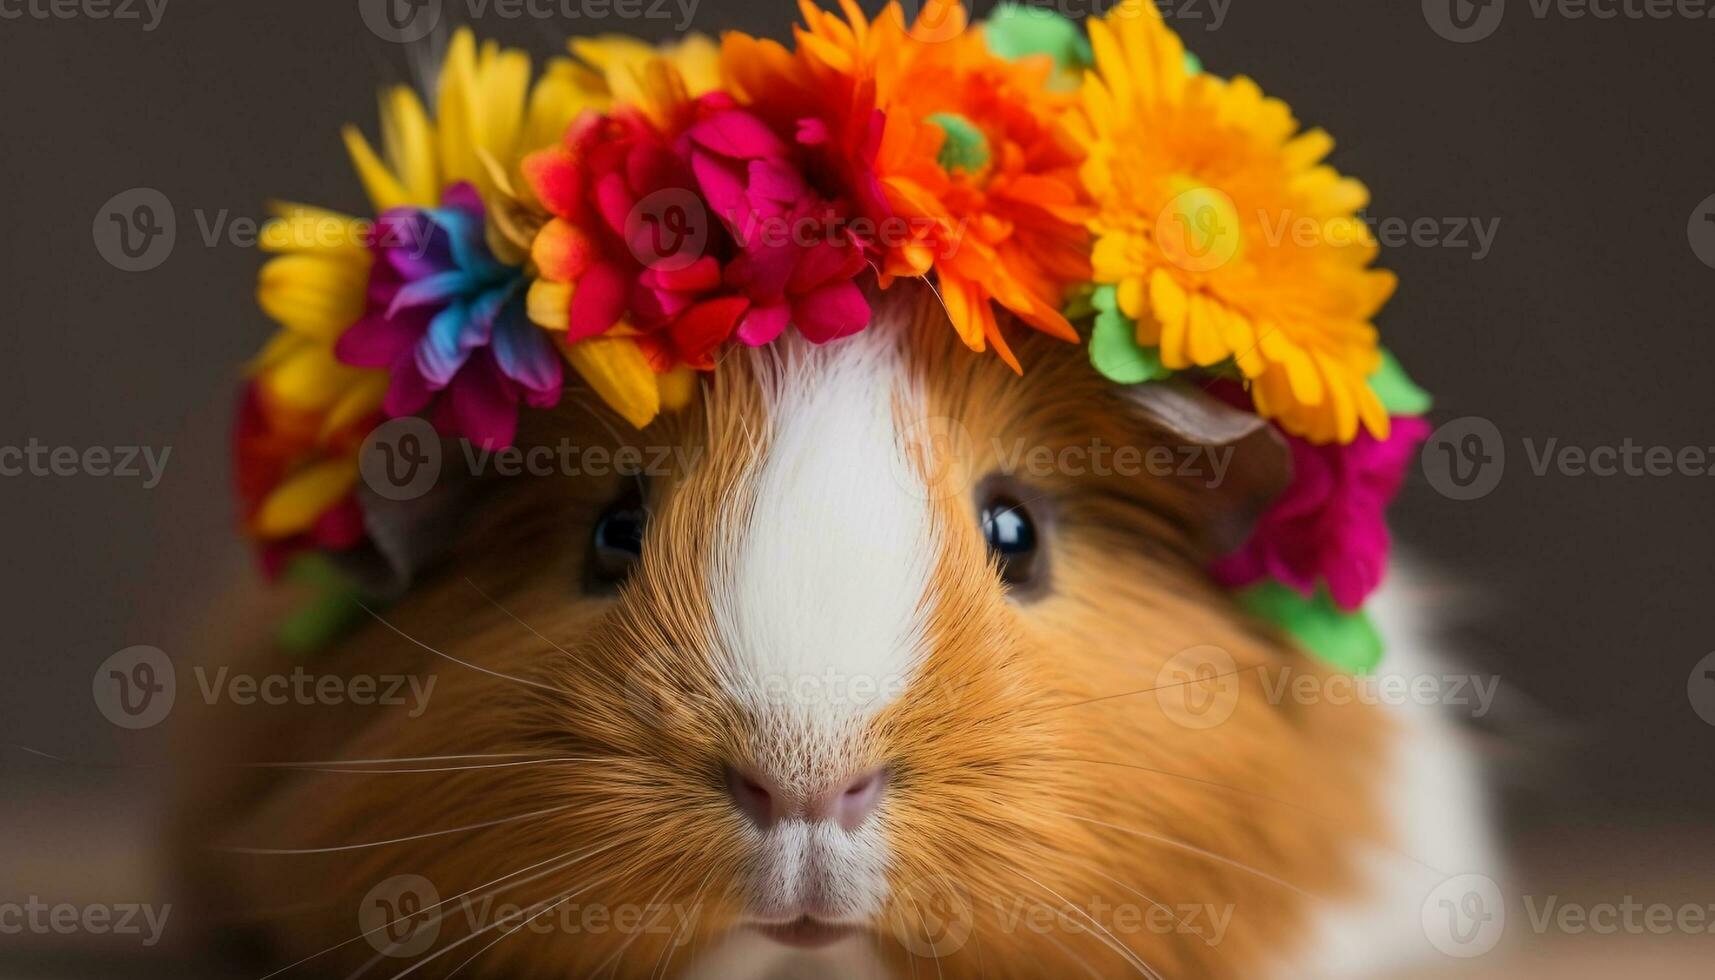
[178,281,1495,979]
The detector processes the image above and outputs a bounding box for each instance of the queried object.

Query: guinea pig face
[197,285,1421,979]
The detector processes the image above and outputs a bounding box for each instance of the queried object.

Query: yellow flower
[247,30,617,540]
[1073,0,1393,443]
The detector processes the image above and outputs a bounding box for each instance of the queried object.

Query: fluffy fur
[178,283,1490,979]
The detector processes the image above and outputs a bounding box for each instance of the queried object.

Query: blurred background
[1,0,1712,975]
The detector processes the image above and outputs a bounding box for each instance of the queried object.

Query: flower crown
[236,0,1432,670]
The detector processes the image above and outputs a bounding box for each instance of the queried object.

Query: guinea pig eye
[586,494,648,590]
[979,494,1041,589]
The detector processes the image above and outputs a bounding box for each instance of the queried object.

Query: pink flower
[523,94,872,372]
[1211,415,1430,610]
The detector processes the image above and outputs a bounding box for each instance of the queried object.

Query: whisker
[355,600,570,696]
[2,744,547,772]
[216,803,578,856]
[1077,864,1219,950]
[1007,868,1160,979]
[592,860,692,979]
[287,757,603,775]
[378,873,616,980]
[652,864,714,980]
[1052,811,1318,901]
[1037,929,1107,980]
[1064,757,1451,877]
[463,578,574,658]
[899,887,945,980]
[1035,664,1267,715]
[258,840,624,979]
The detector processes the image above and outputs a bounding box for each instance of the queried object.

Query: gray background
[1,0,1713,972]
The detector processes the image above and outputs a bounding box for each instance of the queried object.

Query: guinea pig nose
[808,766,888,831]
[724,765,889,831]
[724,766,783,829]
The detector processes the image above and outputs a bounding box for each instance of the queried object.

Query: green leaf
[1183,51,1203,76]
[277,553,367,655]
[984,3,1091,89]
[1237,581,1384,674]
[1090,303,1169,384]
[277,591,366,656]
[1368,349,1433,416]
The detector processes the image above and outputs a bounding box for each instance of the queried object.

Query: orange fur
[179,283,1389,978]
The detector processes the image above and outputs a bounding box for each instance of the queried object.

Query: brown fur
[178,283,1389,978]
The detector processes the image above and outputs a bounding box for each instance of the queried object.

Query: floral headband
[236,0,1432,671]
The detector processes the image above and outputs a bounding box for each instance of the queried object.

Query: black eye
[586,495,647,590]
[980,494,1041,589]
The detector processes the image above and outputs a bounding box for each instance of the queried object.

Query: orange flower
[722,0,1090,370]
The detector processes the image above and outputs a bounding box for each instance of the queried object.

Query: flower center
[927,112,993,180]
[1153,176,1243,274]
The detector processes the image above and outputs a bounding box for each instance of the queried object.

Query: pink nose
[726,765,887,831]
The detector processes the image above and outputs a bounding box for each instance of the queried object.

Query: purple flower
[336,183,562,449]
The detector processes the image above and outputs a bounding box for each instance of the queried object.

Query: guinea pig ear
[328,470,482,600]
[1116,380,1293,557]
